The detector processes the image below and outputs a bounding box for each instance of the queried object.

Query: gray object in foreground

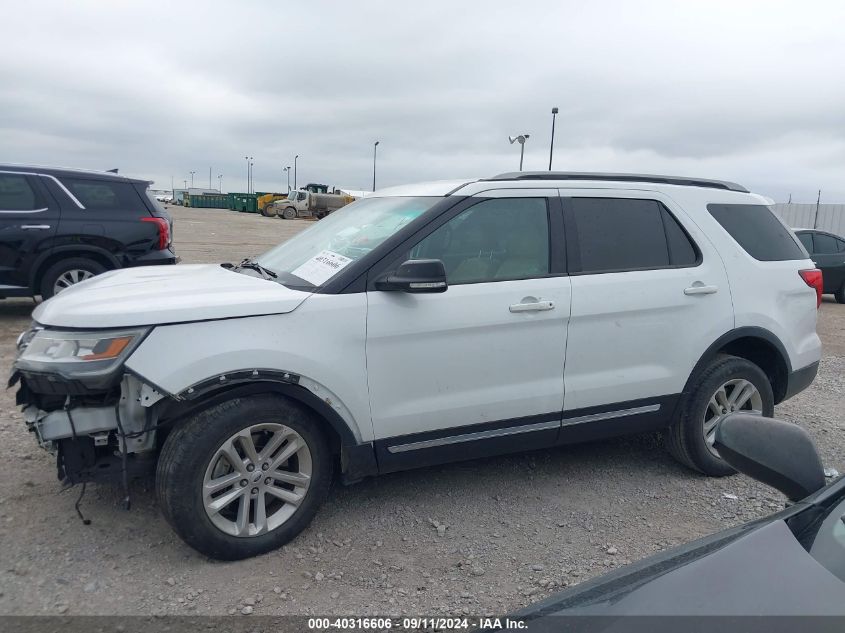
[514,414,845,623]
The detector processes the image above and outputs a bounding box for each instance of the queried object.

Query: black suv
[795,228,845,303]
[0,165,176,299]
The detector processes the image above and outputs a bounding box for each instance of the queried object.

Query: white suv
[12,172,823,559]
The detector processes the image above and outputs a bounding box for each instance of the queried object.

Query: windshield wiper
[237,257,277,280]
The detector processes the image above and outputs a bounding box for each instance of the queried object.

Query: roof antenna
[106,168,119,174]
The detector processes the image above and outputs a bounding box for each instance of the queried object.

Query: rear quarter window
[60,177,144,212]
[707,204,807,261]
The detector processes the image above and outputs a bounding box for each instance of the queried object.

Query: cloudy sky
[2,1,844,201]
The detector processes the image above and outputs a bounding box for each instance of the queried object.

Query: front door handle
[20,224,51,230]
[509,300,555,313]
[684,284,718,296]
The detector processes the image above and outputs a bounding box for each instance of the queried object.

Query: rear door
[560,191,733,424]
[365,190,570,470]
[0,172,59,290]
[53,176,159,263]
[810,232,845,294]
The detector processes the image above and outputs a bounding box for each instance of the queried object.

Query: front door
[0,173,59,291]
[365,191,571,471]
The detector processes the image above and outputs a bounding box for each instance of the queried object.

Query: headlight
[16,328,148,378]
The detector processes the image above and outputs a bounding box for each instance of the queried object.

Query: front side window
[61,178,144,211]
[813,233,844,254]
[0,174,41,211]
[571,198,698,274]
[256,196,439,288]
[707,203,806,261]
[409,198,550,284]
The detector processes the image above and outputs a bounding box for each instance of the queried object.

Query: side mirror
[714,413,826,502]
[375,259,448,293]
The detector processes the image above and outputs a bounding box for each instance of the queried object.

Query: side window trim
[364,191,566,291]
[0,173,47,213]
[561,195,702,276]
[39,174,85,209]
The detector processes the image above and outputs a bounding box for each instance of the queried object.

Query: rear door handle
[20,224,51,230]
[509,300,555,313]
[684,284,718,296]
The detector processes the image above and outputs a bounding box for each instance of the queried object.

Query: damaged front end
[10,325,166,485]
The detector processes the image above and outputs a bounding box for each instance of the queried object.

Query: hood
[516,512,845,618]
[33,265,312,329]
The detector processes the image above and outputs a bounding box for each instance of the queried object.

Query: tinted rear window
[571,198,698,273]
[707,204,806,261]
[61,177,144,211]
[0,174,42,210]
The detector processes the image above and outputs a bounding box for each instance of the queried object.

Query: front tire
[156,395,332,560]
[40,257,106,299]
[666,354,774,476]
[281,207,297,220]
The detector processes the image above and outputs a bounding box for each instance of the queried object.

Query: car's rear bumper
[783,360,820,401]
[129,247,179,266]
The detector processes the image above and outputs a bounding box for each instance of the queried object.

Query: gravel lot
[0,207,843,616]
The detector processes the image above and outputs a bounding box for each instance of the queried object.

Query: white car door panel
[366,277,571,438]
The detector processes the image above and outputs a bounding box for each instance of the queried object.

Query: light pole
[283,166,291,192]
[218,174,223,193]
[189,170,196,187]
[294,155,299,190]
[508,134,530,171]
[372,141,380,191]
[244,156,253,193]
[250,160,255,193]
[548,107,559,171]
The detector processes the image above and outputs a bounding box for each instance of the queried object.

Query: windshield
[255,196,440,288]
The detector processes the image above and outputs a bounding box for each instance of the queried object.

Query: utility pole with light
[189,170,196,187]
[250,159,255,193]
[283,166,291,192]
[294,155,299,190]
[548,107,559,171]
[372,141,380,191]
[218,174,223,193]
[508,134,530,171]
[244,156,253,193]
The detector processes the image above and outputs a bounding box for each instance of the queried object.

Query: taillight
[799,269,823,308]
[141,217,170,250]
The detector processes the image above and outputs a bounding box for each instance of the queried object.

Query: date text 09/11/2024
[306,617,527,630]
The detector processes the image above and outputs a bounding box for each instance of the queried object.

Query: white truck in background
[272,183,357,220]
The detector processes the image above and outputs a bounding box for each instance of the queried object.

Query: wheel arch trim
[157,370,364,447]
[683,326,792,405]
[29,245,120,289]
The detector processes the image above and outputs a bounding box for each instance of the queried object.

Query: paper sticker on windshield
[291,250,353,285]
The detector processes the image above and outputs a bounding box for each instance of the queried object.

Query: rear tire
[666,354,774,476]
[261,204,277,217]
[156,395,332,560]
[40,257,106,299]
[835,283,845,304]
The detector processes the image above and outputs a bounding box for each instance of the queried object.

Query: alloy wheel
[703,378,763,456]
[202,423,312,537]
[54,269,95,294]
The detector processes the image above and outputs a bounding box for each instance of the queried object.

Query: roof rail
[486,171,749,193]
